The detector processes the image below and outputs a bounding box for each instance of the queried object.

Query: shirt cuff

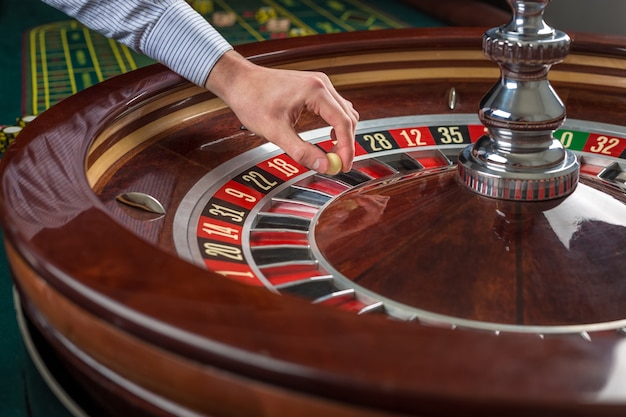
[142,1,233,86]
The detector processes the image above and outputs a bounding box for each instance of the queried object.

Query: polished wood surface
[2,28,626,416]
[315,168,626,326]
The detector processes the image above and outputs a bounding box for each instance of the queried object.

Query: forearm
[142,2,232,86]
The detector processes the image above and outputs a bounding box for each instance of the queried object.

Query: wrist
[204,50,256,103]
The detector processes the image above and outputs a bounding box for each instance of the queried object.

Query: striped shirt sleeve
[40,0,233,86]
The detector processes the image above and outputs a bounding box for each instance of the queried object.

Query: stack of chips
[0,115,37,155]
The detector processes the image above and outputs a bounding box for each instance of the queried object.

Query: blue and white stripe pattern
[41,0,233,86]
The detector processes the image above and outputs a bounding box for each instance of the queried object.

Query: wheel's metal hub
[458,0,579,201]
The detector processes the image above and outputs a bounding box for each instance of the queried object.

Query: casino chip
[212,11,236,27]
[255,6,277,24]
[0,126,22,153]
[288,27,309,37]
[189,0,213,15]
[266,17,291,33]
[17,115,37,127]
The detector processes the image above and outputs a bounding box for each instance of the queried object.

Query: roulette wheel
[3,1,626,415]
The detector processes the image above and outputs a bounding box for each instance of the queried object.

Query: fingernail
[312,157,324,172]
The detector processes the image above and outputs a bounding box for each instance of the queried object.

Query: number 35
[437,126,464,144]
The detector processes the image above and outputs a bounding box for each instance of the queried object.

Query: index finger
[315,88,359,172]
